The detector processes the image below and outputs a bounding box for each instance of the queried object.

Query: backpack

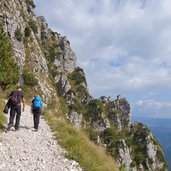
[10,91,21,106]
[33,96,42,109]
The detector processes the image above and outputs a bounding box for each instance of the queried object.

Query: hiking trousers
[9,105,21,129]
[32,108,41,129]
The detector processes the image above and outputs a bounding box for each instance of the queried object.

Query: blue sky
[34,0,171,118]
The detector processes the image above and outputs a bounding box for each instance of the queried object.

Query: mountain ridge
[0,0,168,170]
[133,116,171,170]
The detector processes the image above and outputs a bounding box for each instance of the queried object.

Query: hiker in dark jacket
[7,86,25,131]
[31,95,42,131]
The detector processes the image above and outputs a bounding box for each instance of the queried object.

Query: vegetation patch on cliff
[0,91,7,131]
[0,26,19,90]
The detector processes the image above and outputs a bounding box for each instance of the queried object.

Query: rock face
[0,0,76,102]
[37,16,76,75]
[145,134,166,171]
[57,74,71,97]
[0,0,168,171]
[0,0,53,102]
[59,36,77,73]
[67,109,82,128]
[92,113,110,132]
[117,139,132,171]
[109,96,131,132]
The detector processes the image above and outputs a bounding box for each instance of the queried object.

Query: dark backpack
[10,91,21,106]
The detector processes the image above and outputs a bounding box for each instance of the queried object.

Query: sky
[34,0,171,118]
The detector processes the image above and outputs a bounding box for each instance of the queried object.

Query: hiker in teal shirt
[31,95,42,131]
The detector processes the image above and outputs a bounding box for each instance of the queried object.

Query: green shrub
[48,64,59,82]
[131,161,136,167]
[0,99,7,131]
[25,0,36,8]
[23,69,38,86]
[89,130,100,142]
[48,46,58,62]
[68,104,80,112]
[25,26,31,37]
[156,149,165,161]
[88,99,103,114]
[119,164,126,171]
[15,28,23,41]
[134,152,144,164]
[68,99,85,112]
[102,128,116,147]
[41,31,47,40]
[0,26,19,89]
[68,68,86,85]
[29,20,38,34]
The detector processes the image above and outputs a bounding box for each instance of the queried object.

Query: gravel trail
[0,105,82,171]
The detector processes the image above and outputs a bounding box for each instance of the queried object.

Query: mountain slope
[133,117,171,170]
[0,0,168,170]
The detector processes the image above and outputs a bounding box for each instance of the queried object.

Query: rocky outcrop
[67,109,82,128]
[0,0,54,102]
[37,16,76,75]
[117,139,132,171]
[98,95,132,132]
[0,0,167,170]
[59,36,77,73]
[0,0,76,102]
[145,134,166,171]
[92,113,110,132]
[57,74,71,97]
[109,95,131,132]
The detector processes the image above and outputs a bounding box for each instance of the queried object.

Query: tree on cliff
[0,26,19,89]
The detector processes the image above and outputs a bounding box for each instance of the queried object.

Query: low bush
[25,0,36,8]
[88,129,100,142]
[0,99,7,131]
[23,69,38,86]
[29,20,38,34]
[101,128,117,147]
[68,69,86,85]
[134,152,144,164]
[15,28,23,41]
[25,26,31,37]
[88,99,104,115]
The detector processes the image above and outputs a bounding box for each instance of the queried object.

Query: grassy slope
[0,98,7,132]
[44,111,119,171]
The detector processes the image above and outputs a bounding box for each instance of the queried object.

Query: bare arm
[22,98,25,112]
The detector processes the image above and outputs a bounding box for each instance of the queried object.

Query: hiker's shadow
[19,126,30,130]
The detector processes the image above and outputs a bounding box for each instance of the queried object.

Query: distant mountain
[133,117,171,171]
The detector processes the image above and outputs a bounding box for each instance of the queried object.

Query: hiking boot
[7,124,13,131]
[15,126,19,131]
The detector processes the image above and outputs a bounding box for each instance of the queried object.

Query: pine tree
[0,26,19,89]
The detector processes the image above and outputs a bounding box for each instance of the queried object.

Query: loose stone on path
[0,105,82,171]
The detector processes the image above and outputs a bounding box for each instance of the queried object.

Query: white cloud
[34,0,171,117]
[134,99,171,118]
[136,100,171,109]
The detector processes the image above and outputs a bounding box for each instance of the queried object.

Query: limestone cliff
[0,0,76,102]
[0,0,168,170]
